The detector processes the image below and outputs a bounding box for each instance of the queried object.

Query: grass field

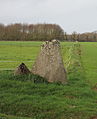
[81,42,97,85]
[0,41,97,85]
[0,41,72,70]
[0,41,97,119]
[0,41,42,70]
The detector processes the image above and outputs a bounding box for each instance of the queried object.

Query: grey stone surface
[32,40,67,83]
[14,63,30,75]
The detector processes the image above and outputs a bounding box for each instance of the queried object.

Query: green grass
[0,71,97,119]
[0,41,42,70]
[0,113,31,119]
[81,42,97,85]
[0,41,72,70]
[0,41,97,119]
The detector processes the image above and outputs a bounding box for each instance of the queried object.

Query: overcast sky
[0,0,97,33]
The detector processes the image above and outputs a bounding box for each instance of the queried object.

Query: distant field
[0,41,97,84]
[81,42,97,85]
[0,41,71,70]
[0,41,42,70]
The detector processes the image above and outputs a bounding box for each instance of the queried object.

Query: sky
[0,0,97,33]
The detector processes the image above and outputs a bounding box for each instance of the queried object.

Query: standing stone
[32,40,67,83]
[14,63,30,75]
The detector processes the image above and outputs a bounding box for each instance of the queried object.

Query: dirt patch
[90,116,97,119]
[92,83,97,91]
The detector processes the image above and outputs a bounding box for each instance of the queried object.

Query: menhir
[32,39,67,84]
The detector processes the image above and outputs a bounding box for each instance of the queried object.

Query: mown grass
[81,42,97,85]
[0,41,72,70]
[0,41,42,70]
[0,41,97,119]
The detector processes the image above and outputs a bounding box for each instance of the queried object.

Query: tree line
[65,31,97,42]
[0,23,64,41]
[0,23,97,42]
